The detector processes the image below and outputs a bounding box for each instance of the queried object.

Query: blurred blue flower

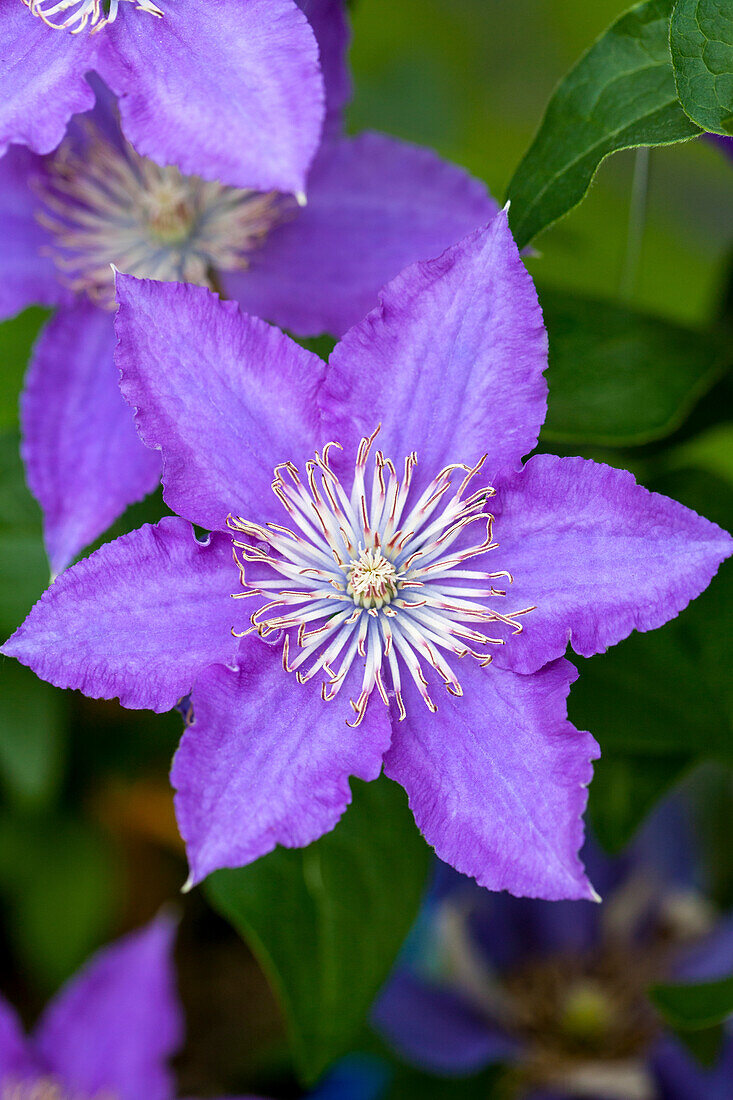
[375,799,733,1099]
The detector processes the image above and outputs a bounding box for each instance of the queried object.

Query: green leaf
[206,776,430,1085]
[506,0,701,248]
[0,309,49,431]
[0,815,119,991]
[665,423,733,487]
[0,663,66,810]
[670,0,733,135]
[651,974,733,1029]
[540,290,729,446]
[0,431,49,636]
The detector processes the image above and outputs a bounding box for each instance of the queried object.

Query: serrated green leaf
[671,0,733,135]
[206,776,430,1086]
[541,290,729,446]
[651,973,733,1028]
[0,309,49,431]
[506,0,701,249]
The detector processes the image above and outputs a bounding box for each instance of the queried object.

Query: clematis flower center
[347,547,400,608]
[1,1079,116,1100]
[23,0,163,34]
[228,427,534,727]
[35,124,287,308]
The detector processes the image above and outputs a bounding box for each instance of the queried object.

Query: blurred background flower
[375,796,732,1098]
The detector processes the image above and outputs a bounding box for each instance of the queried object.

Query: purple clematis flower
[2,0,499,576]
[0,914,388,1100]
[0,915,193,1100]
[375,801,733,1099]
[0,0,325,196]
[3,212,731,899]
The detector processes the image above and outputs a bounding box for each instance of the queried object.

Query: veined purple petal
[489,455,733,674]
[35,916,182,1100]
[384,659,599,900]
[0,7,96,158]
[321,211,548,488]
[173,642,392,885]
[114,275,325,533]
[0,997,38,1081]
[223,133,499,338]
[297,0,351,132]
[22,303,160,576]
[97,0,324,194]
[1,518,237,713]
[0,146,68,320]
[374,971,515,1076]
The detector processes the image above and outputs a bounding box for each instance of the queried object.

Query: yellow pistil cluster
[346,547,401,609]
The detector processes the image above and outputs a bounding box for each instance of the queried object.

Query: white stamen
[35,123,288,307]
[228,428,534,726]
[24,0,162,34]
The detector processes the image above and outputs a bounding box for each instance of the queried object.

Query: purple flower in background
[0,916,186,1100]
[1,0,325,195]
[375,800,733,1100]
[0,915,387,1100]
[4,212,731,899]
[708,134,733,159]
[2,0,499,575]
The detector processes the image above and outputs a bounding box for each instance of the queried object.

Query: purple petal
[489,455,733,674]
[97,0,324,194]
[673,914,733,983]
[114,275,325,533]
[0,146,68,320]
[383,658,599,900]
[709,134,733,159]
[374,971,515,1076]
[652,1033,733,1100]
[0,997,38,1081]
[467,890,601,975]
[296,0,351,132]
[2,518,237,713]
[21,303,160,575]
[0,8,95,158]
[223,133,499,338]
[320,211,548,487]
[35,916,182,1100]
[173,641,392,885]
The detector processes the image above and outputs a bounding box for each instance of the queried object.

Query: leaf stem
[620,146,650,300]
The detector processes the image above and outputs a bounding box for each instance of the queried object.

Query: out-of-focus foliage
[671,0,733,136]
[652,974,733,1029]
[540,289,730,444]
[0,309,47,431]
[206,777,430,1086]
